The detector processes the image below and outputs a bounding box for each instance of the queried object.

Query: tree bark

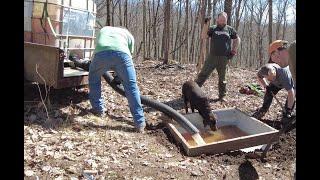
[124,0,128,27]
[197,0,208,72]
[106,0,111,26]
[185,0,189,64]
[119,0,122,26]
[224,0,233,24]
[163,0,171,64]
[268,0,272,44]
[143,0,147,60]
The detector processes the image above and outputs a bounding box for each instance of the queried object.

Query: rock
[120,145,130,150]
[50,167,65,175]
[165,153,173,158]
[85,159,98,169]
[142,161,150,166]
[41,165,51,172]
[264,163,272,168]
[63,141,74,150]
[191,170,203,176]
[54,176,64,180]
[83,169,98,174]
[25,170,34,176]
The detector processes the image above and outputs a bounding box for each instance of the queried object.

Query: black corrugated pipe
[102,72,200,134]
[66,60,203,143]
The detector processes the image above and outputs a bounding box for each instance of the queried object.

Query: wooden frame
[166,108,280,156]
[24,42,89,89]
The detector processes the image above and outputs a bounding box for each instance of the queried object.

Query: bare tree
[143,0,147,60]
[173,1,182,61]
[268,0,273,44]
[95,0,295,69]
[281,0,289,40]
[124,0,128,27]
[190,1,201,63]
[118,0,122,26]
[249,0,268,67]
[224,0,232,24]
[235,0,246,31]
[106,0,111,26]
[197,0,208,72]
[185,0,190,63]
[163,0,171,64]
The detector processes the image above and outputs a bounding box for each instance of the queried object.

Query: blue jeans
[88,50,146,128]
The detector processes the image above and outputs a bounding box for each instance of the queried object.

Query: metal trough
[166,108,280,156]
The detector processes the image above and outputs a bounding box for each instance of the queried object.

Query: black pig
[182,80,218,131]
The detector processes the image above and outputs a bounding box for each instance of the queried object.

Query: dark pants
[261,84,282,111]
[195,55,229,97]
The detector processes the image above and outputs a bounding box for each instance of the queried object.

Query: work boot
[218,95,227,102]
[89,109,107,118]
[136,123,146,133]
[252,108,267,119]
[218,81,227,101]
[136,126,145,133]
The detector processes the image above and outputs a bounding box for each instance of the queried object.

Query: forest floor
[24,60,295,179]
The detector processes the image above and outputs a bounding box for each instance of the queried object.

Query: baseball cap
[268,40,289,55]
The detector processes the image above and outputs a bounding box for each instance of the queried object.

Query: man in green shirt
[195,12,241,101]
[88,26,146,133]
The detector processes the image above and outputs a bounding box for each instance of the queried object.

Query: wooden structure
[24,0,96,88]
[166,108,280,156]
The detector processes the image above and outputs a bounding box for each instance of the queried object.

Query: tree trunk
[190,2,201,63]
[148,0,151,58]
[153,0,160,59]
[143,0,147,60]
[111,0,115,26]
[282,0,289,40]
[268,0,272,44]
[124,0,128,27]
[185,0,189,64]
[206,0,213,58]
[119,0,122,26]
[173,1,182,61]
[197,0,208,73]
[106,0,111,26]
[224,0,232,24]
[163,0,171,64]
[235,0,243,31]
[212,0,218,22]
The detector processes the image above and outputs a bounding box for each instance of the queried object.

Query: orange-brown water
[182,125,248,147]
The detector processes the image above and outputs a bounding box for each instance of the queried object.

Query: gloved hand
[204,17,211,24]
[265,85,272,92]
[227,50,237,59]
[282,106,293,118]
[207,28,214,37]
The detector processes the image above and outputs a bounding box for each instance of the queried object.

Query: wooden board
[63,67,88,77]
[166,108,279,156]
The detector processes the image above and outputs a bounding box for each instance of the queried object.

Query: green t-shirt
[207,25,238,56]
[94,26,134,57]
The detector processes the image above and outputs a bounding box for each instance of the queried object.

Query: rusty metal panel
[24,42,61,88]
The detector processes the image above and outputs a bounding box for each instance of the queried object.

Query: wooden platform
[166,108,280,156]
[63,67,88,77]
